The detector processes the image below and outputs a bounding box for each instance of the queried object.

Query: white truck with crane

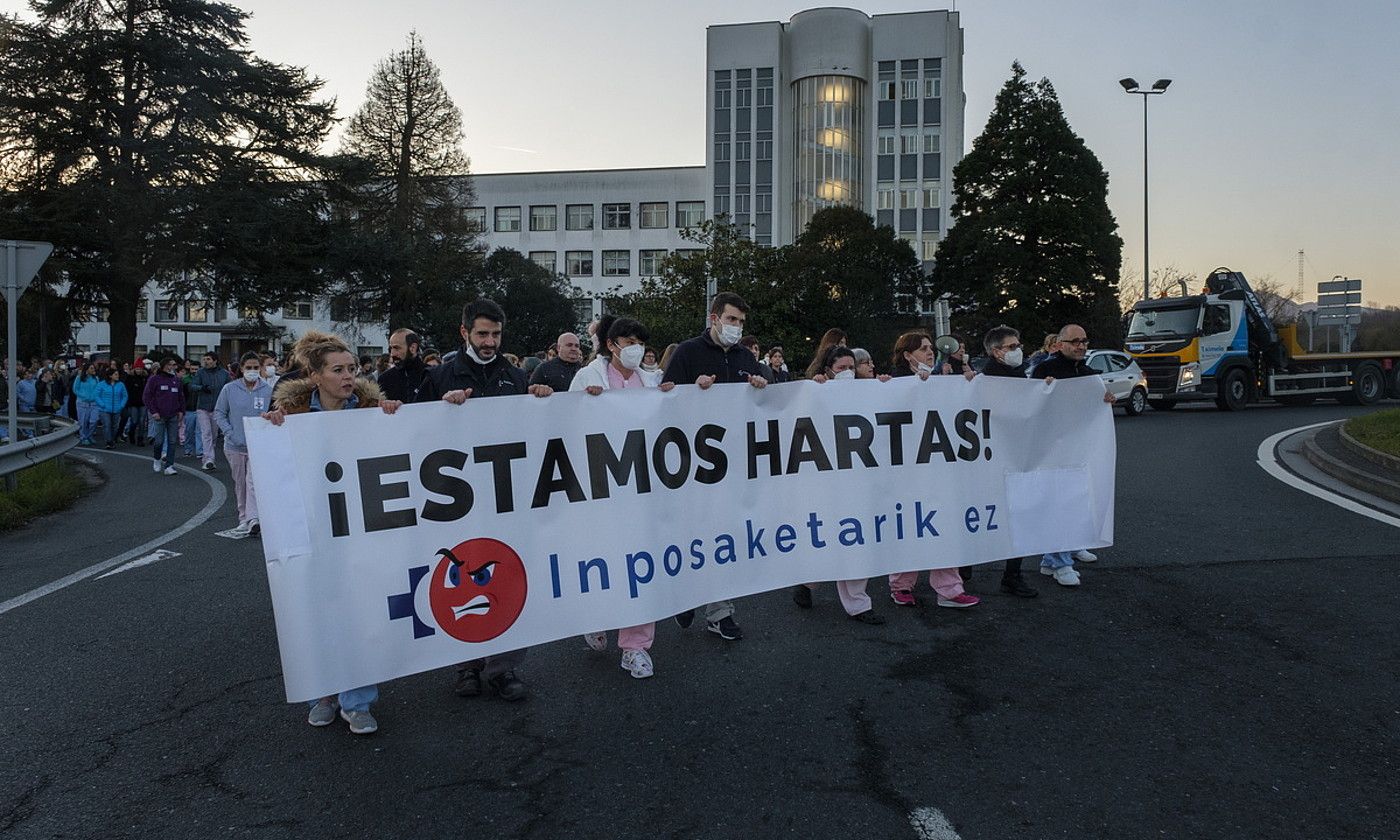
[1124,267,1399,410]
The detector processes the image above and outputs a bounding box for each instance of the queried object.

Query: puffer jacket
[93,380,129,414]
[273,377,383,415]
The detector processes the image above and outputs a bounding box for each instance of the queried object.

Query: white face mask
[618,344,646,370]
[464,343,493,365]
[242,369,260,383]
[715,322,743,347]
[1002,348,1024,367]
[832,369,856,381]
[265,365,277,376]
[916,361,936,375]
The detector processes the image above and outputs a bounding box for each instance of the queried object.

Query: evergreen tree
[0,1,339,360]
[475,249,579,357]
[932,62,1123,346]
[338,32,481,334]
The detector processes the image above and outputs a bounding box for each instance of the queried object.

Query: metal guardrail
[0,413,80,479]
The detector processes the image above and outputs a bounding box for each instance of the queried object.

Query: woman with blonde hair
[261,329,403,735]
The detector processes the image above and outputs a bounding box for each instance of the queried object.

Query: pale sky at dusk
[7,0,1399,306]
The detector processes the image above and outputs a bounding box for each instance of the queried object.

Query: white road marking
[0,451,227,616]
[909,807,962,840]
[1256,421,1400,529]
[94,549,182,580]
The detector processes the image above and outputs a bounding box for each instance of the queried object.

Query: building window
[329,296,353,322]
[736,141,751,160]
[185,300,209,323]
[154,300,178,323]
[639,249,667,276]
[736,88,752,108]
[529,205,557,231]
[879,81,896,100]
[901,79,919,100]
[900,129,919,154]
[135,297,148,323]
[714,194,731,216]
[640,202,668,229]
[755,193,772,213]
[239,306,260,320]
[285,300,313,320]
[715,88,732,109]
[566,250,593,276]
[757,87,773,107]
[676,201,705,228]
[792,74,866,235]
[566,204,594,230]
[899,184,919,209]
[715,139,730,161]
[922,126,941,153]
[495,206,521,232]
[877,184,895,210]
[530,251,557,272]
[922,182,941,208]
[602,203,631,230]
[922,236,939,261]
[732,193,749,214]
[878,130,896,155]
[464,207,486,231]
[756,140,772,160]
[924,75,942,99]
[602,250,630,277]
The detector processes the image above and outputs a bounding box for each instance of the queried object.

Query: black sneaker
[488,670,527,701]
[792,585,813,609]
[674,609,696,629]
[1000,576,1039,598]
[849,609,886,625]
[707,616,743,640]
[453,667,483,697]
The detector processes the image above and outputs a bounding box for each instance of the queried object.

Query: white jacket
[568,356,662,391]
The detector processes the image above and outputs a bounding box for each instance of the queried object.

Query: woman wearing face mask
[884,331,981,609]
[215,352,274,536]
[791,345,887,624]
[569,317,677,679]
[804,328,848,379]
[261,330,402,735]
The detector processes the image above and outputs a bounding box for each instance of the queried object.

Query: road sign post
[1316,277,1362,353]
[2,240,55,489]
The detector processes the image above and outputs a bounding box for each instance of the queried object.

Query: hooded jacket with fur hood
[272,377,383,414]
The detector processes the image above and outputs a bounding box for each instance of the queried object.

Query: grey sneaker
[307,698,338,727]
[163,466,177,476]
[340,708,378,735]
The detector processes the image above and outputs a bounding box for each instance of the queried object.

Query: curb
[1338,424,1400,473]
[1303,425,1400,506]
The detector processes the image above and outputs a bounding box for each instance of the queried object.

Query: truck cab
[1126,296,1250,409]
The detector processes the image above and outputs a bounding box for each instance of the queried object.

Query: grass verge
[0,458,88,531]
[1345,409,1400,459]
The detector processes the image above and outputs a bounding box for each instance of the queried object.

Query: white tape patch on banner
[247,374,1116,701]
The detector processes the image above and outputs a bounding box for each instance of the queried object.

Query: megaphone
[934,335,960,356]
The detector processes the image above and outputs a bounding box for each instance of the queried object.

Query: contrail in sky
[493,145,539,154]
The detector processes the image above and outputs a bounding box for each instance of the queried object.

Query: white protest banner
[247,375,1115,701]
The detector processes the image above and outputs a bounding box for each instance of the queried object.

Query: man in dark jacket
[661,291,768,641]
[528,331,583,392]
[193,352,230,471]
[978,325,1039,597]
[1028,323,1116,587]
[416,299,551,702]
[378,328,429,402]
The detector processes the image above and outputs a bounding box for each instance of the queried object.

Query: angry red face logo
[427,538,529,643]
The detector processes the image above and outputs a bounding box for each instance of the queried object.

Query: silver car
[1086,350,1148,416]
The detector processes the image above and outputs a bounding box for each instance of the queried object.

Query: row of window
[879,75,942,102]
[875,182,942,211]
[467,201,705,234]
[114,299,313,324]
[529,248,704,278]
[877,126,941,155]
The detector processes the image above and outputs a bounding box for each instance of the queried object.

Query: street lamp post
[1119,77,1171,302]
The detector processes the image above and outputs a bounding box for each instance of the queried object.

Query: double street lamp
[1120,77,1171,302]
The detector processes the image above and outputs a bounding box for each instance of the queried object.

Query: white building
[71,7,963,361]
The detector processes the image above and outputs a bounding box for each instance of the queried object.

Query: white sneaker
[1072,550,1098,563]
[1053,566,1081,587]
[1039,565,1055,576]
[163,466,177,476]
[231,520,252,536]
[582,632,607,652]
[152,459,161,473]
[620,649,654,679]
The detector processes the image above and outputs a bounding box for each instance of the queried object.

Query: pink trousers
[805,580,872,616]
[617,623,654,652]
[224,448,259,524]
[888,568,966,599]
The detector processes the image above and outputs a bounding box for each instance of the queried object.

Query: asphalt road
[2,400,1397,840]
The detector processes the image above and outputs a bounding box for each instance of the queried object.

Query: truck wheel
[1215,368,1249,411]
[1340,363,1385,406]
[1124,387,1147,416]
[1148,399,1175,411]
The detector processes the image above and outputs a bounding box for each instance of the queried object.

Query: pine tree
[932,62,1123,347]
[338,32,481,340]
[0,1,339,361]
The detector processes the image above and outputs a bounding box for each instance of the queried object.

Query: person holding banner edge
[415,298,553,701]
[260,330,403,735]
[660,291,769,642]
[571,315,677,678]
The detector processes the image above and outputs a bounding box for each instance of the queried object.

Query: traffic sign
[1317,292,1362,307]
[1317,278,1361,294]
[0,239,53,297]
[1316,313,1361,325]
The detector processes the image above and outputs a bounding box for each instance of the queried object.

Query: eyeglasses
[1061,338,1089,346]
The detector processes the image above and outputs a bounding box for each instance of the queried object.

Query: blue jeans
[307,684,378,713]
[77,400,99,441]
[125,406,148,440]
[150,416,180,469]
[183,411,201,456]
[1041,551,1074,570]
[101,412,123,444]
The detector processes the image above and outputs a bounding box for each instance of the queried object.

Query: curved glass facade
[792,75,866,237]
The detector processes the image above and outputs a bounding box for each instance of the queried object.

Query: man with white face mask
[661,291,768,641]
[979,325,1039,598]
